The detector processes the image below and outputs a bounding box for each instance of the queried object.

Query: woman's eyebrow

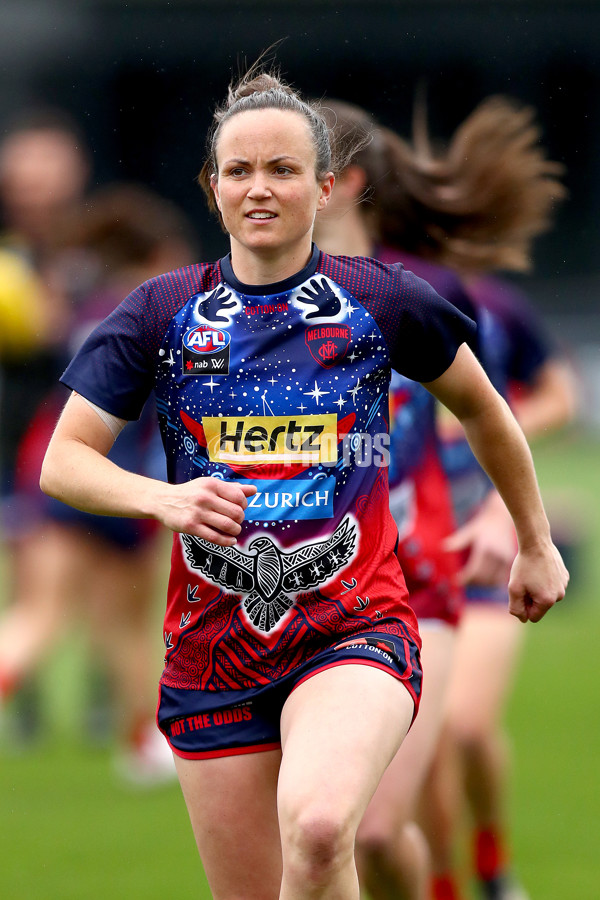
[222,155,302,166]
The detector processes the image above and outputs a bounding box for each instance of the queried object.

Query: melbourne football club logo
[182,325,231,375]
[305,323,351,369]
[181,516,357,633]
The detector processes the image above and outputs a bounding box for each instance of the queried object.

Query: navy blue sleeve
[382,266,478,383]
[317,254,478,384]
[60,283,158,420]
[468,276,555,385]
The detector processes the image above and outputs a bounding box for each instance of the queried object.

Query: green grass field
[1,430,598,899]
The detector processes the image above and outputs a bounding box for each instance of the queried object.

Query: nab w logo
[182,325,231,376]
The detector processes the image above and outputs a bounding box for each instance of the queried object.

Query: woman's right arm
[40,392,255,546]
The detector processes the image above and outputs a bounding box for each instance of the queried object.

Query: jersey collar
[219,244,321,296]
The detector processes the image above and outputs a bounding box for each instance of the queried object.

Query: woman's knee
[356,805,403,867]
[356,775,414,865]
[444,707,493,756]
[357,821,430,897]
[280,802,356,885]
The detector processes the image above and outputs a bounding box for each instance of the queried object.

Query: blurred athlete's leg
[357,625,456,900]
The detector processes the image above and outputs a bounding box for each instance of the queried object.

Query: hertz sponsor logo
[202,415,338,466]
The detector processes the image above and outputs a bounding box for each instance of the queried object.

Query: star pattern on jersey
[303,380,330,406]
[160,349,176,366]
[181,516,357,633]
[348,377,363,405]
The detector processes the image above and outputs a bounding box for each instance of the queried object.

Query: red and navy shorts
[465,584,508,606]
[157,629,422,759]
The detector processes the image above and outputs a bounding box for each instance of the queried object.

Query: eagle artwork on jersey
[182,516,356,633]
[62,246,474,691]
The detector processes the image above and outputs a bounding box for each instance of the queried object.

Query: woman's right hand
[443,490,517,588]
[153,477,257,546]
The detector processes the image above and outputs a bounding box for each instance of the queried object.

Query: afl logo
[184,326,230,354]
[182,326,231,375]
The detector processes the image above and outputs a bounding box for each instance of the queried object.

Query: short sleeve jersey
[378,247,483,625]
[439,275,553,522]
[61,246,475,692]
[467,274,555,385]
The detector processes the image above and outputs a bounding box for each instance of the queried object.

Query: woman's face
[211,108,333,262]
[0,129,88,229]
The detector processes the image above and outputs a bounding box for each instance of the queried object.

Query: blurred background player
[395,95,577,900]
[0,108,89,543]
[0,108,90,728]
[314,93,574,900]
[313,98,512,900]
[0,171,198,784]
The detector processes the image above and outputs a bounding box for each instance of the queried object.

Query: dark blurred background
[2,0,599,418]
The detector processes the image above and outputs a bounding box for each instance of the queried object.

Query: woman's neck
[228,237,314,286]
[313,206,373,259]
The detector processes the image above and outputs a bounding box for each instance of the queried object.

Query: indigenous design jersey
[388,372,464,626]
[61,246,475,691]
[440,274,556,520]
[378,247,484,625]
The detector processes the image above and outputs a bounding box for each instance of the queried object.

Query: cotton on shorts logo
[305,324,351,369]
[334,636,400,664]
[182,325,231,375]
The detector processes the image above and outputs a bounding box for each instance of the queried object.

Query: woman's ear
[317,172,336,210]
[210,173,222,212]
[339,164,368,201]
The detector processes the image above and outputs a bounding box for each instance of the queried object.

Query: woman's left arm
[423,343,569,622]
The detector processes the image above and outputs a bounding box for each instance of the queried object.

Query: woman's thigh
[444,604,525,735]
[277,663,415,836]
[174,748,283,900]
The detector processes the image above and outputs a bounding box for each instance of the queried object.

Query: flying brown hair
[322,96,567,273]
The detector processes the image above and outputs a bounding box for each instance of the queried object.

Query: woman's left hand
[507,541,569,622]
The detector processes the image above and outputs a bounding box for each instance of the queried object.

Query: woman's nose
[247,173,272,198]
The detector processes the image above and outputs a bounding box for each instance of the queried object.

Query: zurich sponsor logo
[236,477,336,521]
[184,326,231,354]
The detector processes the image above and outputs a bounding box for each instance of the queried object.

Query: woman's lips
[246,210,277,220]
